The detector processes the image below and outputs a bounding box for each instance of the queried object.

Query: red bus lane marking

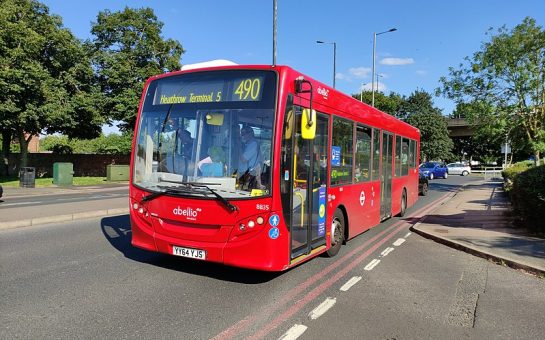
[248,222,408,340]
[213,192,452,340]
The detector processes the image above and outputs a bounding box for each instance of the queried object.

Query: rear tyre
[326,209,345,257]
[462,170,469,176]
[420,182,429,196]
[398,190,407,217]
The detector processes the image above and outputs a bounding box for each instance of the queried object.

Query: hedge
[509,164,545,233]
[502,161,534,191]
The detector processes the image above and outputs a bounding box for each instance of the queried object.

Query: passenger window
[402,138,409,176]
[395,136,402,177]
[331,117,353,186]
[355,125,372,183]
[371,128,381,180]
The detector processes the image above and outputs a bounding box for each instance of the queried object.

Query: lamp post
[372,28,396,107]
[317,40,336,88]
[375,73,383,93]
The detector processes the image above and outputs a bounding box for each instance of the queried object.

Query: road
[1,176,544,339]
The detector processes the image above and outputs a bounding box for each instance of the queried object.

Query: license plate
[172,245,206,260]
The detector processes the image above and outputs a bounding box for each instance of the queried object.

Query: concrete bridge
[446,118,473,137]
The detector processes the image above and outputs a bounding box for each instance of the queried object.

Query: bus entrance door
[380,132,393,220]
[281,104,328,262]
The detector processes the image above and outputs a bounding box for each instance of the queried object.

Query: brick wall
[7,153,131,177]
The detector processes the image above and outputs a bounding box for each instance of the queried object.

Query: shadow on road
[100,215,281,283]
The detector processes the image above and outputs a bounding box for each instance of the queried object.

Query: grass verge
[0,176,127,187]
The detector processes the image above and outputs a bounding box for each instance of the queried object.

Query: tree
[402,90,453,162]
[352,91,404,117]
[0,0,103,174]
[438,17,545,165]
[88,7,185,131]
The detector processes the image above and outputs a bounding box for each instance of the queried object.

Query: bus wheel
[327,209,345,257]
[398,190,407,217]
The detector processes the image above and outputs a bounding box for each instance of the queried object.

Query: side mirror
[301,108,316,140]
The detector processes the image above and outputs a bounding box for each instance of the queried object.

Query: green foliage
[438,17,545,165]
[353,91,404,116]
[403,91,453,162]
[502,160,534,191]
[510,164,545,233]
[0,0,103,169]
[88,7,184,131]
[41,133,133,154]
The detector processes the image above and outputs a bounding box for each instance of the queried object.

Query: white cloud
[360,82,387,92]
[335,73,350,81]
[416,70,427,76]
[380,57,414,66]
[349,67,371,79]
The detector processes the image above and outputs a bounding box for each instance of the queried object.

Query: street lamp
[375,73,383,93]
[316,40,336,88]
[372,28,396,107]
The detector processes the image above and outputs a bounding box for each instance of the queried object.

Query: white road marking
[405,232,412,238]
[308,297,336,320]
[0,201,42,207]
[278,324,308,340]
[393,238,406,246]
[340,276,362,291]
[380,247,395,257]
[364,259,381,271]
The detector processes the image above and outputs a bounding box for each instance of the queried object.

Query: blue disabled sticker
[269,227,280,240]
[269,214,280,227]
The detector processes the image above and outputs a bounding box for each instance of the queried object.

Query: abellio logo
[317,86,329,99]
[173,206,201,220]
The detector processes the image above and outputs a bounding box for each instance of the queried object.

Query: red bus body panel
[130,64,420,271]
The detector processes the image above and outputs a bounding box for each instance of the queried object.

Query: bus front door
[281,104,328,262]
[380,132,393,220]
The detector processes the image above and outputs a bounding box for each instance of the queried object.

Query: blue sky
[43,0,544,132]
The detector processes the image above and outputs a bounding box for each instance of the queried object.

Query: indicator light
[256,216,264,225]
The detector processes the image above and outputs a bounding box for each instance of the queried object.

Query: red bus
[130,64,420,271]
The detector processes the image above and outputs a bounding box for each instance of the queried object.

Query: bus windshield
[133,70,276,198]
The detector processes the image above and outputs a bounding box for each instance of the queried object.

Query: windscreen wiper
[141,186,194,202]
[142,180,238,213]
[185,182,238,212]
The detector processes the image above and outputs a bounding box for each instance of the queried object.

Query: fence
[6,153,131,177]
[472,166,503,180]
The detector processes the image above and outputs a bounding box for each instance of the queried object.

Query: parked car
[419,161,448,180]
[447,162,472,176]
[419,173,429,196]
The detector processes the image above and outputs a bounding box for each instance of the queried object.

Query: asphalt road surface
[2,176,544,339]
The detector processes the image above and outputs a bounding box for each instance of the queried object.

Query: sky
[42,0,544,133]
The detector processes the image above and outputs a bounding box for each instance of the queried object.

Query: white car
[447,162,471,176]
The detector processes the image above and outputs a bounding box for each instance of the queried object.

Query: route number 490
[234,78,261,100]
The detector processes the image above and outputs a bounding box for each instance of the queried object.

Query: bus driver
[237,126,263,189]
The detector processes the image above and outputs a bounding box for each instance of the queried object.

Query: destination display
[153,76,264,105]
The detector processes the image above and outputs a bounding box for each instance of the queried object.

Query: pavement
[0,183,129,229]
[412,179,545,276]
[1,179,544,276]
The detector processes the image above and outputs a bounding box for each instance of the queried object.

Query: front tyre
[462,170,469,176]
[443,172,448,179]
[429,173,434,180]
[326,209,345,257]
